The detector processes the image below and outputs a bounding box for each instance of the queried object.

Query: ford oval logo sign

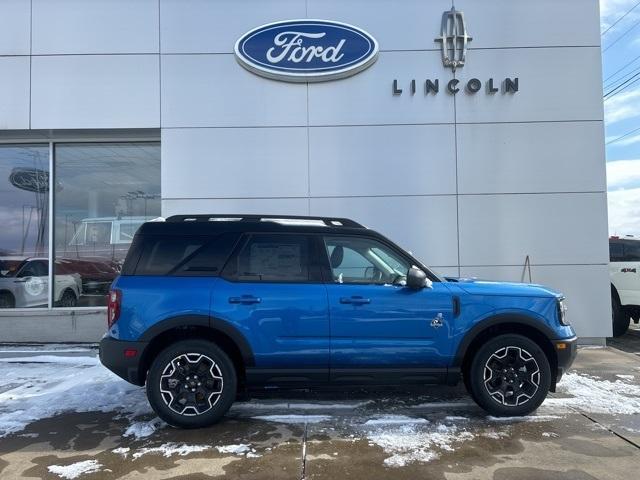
[234,19,379,82]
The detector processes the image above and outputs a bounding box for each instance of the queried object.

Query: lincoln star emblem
[434,7,472,71]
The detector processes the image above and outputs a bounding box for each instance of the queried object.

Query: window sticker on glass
[249,243,302,276]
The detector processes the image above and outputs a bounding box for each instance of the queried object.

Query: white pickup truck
[610,236,640,336]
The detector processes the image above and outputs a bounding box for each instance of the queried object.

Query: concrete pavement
[0,344,639,479]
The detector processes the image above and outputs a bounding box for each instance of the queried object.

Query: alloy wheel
[159,353,224,416]
[483,346,540,406]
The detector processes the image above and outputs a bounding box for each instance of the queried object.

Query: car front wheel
[146,340,237,428]
[467,334,551,417]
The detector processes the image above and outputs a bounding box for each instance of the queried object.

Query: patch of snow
[487,415,562,422]
[124,418,165,439]
[132,443,210,459]
[364,421,474,467]
[616,374,635,381]
[481,430,508,439]
[0,345,96,353]
[252,414,331,424]
[246,451,262,458]
[551,372,640,415]
[0,356,99,365]
[444,416,469,421]
[542,432,559,438]
[363,415,429,425]
[0,356,151,437]
[216,444,251,455]
[112,447,130,458]
[48,460,102,479]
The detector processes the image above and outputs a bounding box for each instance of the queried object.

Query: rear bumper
[99,335,148,386]
[553,336,578,384]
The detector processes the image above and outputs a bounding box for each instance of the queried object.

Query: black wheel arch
[454,314,559,390]
[0,289,16,307]
[611,283,621,305]
[137,314,254,387]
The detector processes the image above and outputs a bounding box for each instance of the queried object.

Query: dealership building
[0,0,609,343]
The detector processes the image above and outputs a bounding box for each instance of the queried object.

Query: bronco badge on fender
[234,19,379,82]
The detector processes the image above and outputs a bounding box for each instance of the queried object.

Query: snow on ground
[216,444,251,455]
[362,417,475,467]
[2,354,640,472]
[363,415,429,425]
[132,442,210,459]
[112,447,130,458]
[252,414,332,424]
[551,372,640,415]
[0,356,151,438]
[47,460,103,479]
[124,418,166,439]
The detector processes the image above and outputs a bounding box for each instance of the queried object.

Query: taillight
[107,289,122,328]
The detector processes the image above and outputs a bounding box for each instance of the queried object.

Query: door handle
[228,295,262,305]
[340,296,371,305]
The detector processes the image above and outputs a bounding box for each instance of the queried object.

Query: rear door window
[134,233,239,276]
[222,234,315,282]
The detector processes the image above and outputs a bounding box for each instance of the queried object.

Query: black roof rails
[165,214,365,228]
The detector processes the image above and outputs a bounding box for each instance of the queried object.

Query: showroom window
[0,145,50,308]
[0,141,160,310]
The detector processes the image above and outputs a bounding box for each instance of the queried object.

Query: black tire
[57,289,77,308]
[612,292,630,337]
[146,340,237,429]
[0,292,15,309]
[467,334,551,417]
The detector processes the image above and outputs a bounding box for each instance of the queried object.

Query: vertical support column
[47,141,54,309]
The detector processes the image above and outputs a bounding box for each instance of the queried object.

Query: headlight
[557,298,569,326]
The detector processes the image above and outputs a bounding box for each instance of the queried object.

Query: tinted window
[324,236,411,285]
[610,241,623,262]
[223,234,311,282]
[623,240,640,261]
[135,234,238,276]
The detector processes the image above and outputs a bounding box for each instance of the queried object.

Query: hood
[444,277,561,298]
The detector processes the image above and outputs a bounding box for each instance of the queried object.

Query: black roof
[137,214,373,236]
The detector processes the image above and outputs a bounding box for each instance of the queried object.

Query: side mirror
[406,267,428,289]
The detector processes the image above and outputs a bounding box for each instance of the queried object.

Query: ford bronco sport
[100,215,577,428]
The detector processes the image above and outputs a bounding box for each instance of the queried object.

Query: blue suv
[100,214,577,428]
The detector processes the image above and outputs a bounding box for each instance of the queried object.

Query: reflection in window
[54,143,160,307]
[0,145,50,308]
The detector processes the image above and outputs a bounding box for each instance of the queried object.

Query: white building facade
[0,0,609,342]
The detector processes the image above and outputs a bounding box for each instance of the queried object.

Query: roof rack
[165,214,364,228]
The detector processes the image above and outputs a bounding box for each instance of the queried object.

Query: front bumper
[99,335,148,386]
[553,336,578,384]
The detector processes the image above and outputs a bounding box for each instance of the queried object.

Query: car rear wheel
[612,293,630,337]
[0,292,15,309]
[57,289,77,308]
[467,334,551,417]
[146,340,237,428]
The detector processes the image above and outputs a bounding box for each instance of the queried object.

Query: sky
[601,0,640,235]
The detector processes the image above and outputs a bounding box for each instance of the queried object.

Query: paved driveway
[0,345,639,479]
